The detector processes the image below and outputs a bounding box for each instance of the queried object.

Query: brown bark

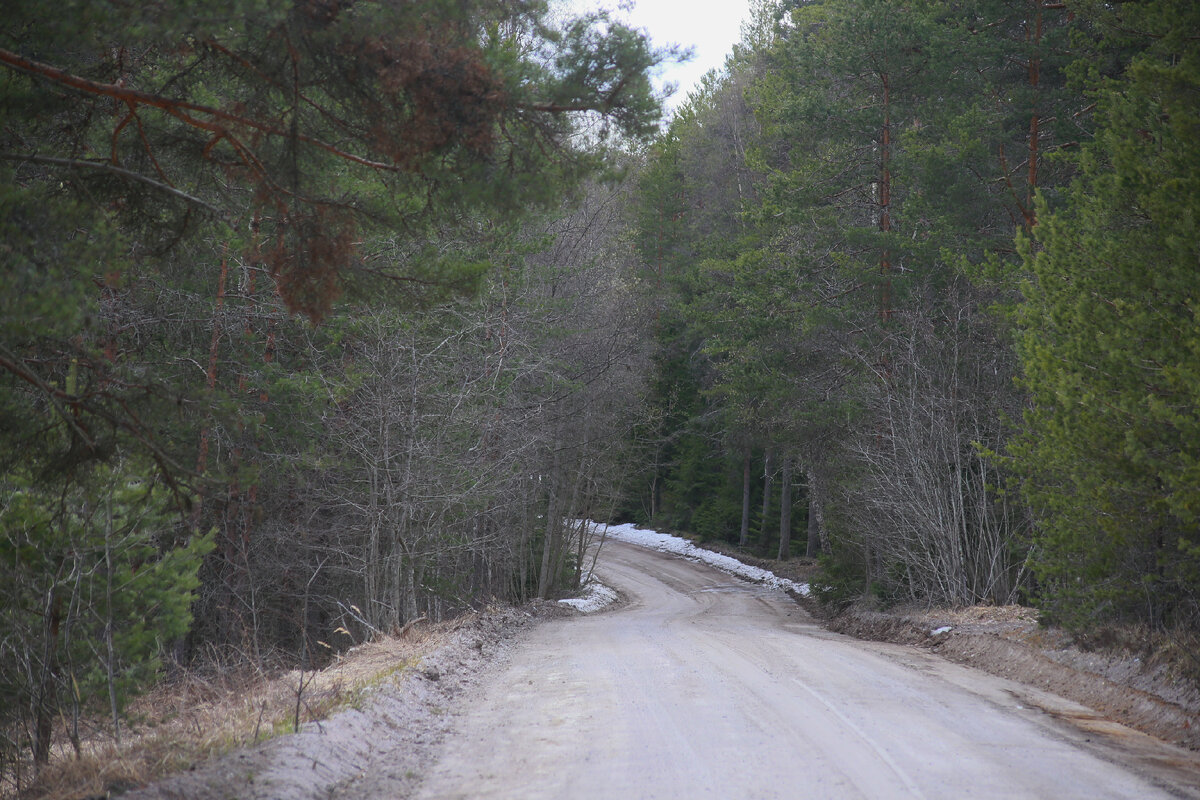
[1026,2,1043,228]
[1001,2,1059,230]
[0,48,401,174]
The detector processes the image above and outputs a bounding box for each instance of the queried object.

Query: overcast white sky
[571,0,755,118]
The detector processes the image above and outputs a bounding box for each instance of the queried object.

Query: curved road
[415,540,1200,799]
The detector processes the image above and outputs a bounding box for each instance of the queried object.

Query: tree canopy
[1,0,668,780]
[6,0,1200,787]
[627,0,1200,624]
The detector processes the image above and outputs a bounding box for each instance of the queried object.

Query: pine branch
[0,48,403,173]
[0,153,228,217]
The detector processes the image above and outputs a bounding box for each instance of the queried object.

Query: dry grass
[5,616,466,800]
[933,604,1041,626]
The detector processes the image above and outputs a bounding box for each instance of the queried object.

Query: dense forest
[2,0,1198,784]
[634,0,1200,630]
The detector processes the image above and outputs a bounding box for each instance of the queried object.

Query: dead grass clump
[938,604,1040,626]
[6,616,457,800]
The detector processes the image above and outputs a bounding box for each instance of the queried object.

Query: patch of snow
[585,521,811,597]
[559,580,619,613]
[931,626,953,636]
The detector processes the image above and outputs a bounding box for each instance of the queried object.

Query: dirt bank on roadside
[107,604,555,800]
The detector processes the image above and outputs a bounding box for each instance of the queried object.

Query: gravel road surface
[415,539,1200,800]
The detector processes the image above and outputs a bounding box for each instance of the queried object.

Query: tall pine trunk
[778,456,793,561]
[1025,2,1043,228]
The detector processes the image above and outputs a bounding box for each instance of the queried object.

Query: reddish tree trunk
[1026,2,1043,228]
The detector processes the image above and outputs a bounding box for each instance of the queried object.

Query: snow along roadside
[560,521,811,614]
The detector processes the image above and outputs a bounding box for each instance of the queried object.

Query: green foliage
[810,551,869,611]
[1013,0,1200,628]
[0,172,123,341]
[691,493,742,543]
[660,436,746,541]
[0,3,672,777]
[629,0,1198,622]
[631,0,1082,609]
[0,461,214,747]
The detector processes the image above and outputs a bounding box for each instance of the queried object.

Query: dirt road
[414,540,1200,800]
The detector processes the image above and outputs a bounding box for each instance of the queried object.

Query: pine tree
[1014,0,1200,627]
[0,461,213,763]
[0,0,670,773]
